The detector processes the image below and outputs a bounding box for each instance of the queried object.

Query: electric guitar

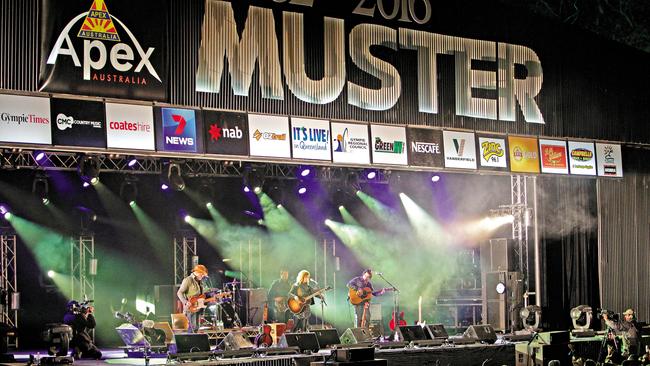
[287,286,332,314]
[348,287,395,305]
[187,291,232,313]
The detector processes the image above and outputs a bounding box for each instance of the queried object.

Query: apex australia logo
[292,126,329,151]
[46,0,161,85]
[56,113,102,130]
[253,129,286,141]
[208,123,243,142]
[481,141,504,162]
[374,137,403,154]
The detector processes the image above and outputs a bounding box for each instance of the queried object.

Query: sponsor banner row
[0,94,623,177]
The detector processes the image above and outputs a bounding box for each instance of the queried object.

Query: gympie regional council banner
[39,0,168,101]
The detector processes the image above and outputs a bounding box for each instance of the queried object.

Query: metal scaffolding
[0,233,17,347]
[174,233,197,286]
[70,234,95,301]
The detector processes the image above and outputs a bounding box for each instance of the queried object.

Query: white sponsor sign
[596,143,623,177]
[539,139,569,174]
[331,122,370,165]
[567,141,596,176]
[478,136,507,168]
[0,94,52,144]
[105,103,155,150]
[371,125,408,165]
[443,131,477,169]
[290,117,331,161]
[248,114,290,158]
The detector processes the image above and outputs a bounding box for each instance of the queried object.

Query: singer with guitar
[347,269,387,328]
[177,264,209,332]
[288,270,323,332]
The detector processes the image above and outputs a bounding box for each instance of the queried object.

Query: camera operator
[603,308,639,360]
[63,300,102,360]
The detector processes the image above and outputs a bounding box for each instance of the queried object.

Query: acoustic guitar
[287,286,332,314]
[187,291,232,313]
[348,287,395,305]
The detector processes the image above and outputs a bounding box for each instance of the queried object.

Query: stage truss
[174,232,197,286]
[0,233,17,347]
[70,234,95,301]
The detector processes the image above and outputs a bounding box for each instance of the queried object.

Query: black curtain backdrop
[538,176,600,330]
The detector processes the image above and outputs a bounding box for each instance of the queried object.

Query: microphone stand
[377,273,399,340]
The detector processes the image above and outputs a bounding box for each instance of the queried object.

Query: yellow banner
[508,136,540,173]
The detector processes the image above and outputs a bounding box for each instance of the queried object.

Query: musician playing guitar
[289,270,323,332]
[347,269,385,328]
[176,264,209,333]
[267,269,291,323]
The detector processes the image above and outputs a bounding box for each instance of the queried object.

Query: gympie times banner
[39,0,168,101]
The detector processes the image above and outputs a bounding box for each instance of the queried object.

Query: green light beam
[130,202,173,264]
[338,206,360,226]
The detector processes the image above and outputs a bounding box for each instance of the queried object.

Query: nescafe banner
[203,110,249,156]
[407,128,444,168]
[39,0,168,101]
[50,98,106,148]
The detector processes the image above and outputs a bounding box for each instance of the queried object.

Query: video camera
[69,299,94,315]
[596,308,619,322]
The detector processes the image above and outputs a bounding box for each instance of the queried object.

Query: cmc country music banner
[508,136,539,173]
[203,110,249,156]
[154,107,204,153]
[567,141,596,176]
[290,118,331,161]
[248,114,290,158]
[539,139,568,174]
[105,103,155,151]
[476,134,508,171]
[596,143,623,177]
[39,0,168,101]
[370,125,407,165]
[331,122,370,165]
[50,98,106,148]
[443,131,477,169]
[0,94,52,145]
[407,127,444,168]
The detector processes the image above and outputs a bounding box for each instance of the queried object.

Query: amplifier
[537,331,570,345]
[335,346,375,362]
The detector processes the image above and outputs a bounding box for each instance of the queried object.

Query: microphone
[309,279,319,284]
[375,272,383,276]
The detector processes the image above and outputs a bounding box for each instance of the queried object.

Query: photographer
[603,308,639,360]
[63,300,101,360]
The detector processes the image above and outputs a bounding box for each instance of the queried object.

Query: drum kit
[202,280,242,329]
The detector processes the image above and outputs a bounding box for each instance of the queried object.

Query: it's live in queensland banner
[38,0,168,101]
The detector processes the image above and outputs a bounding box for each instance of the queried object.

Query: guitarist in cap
[347,269,385,328]
[177,264,209,332]
[289,270,322,332]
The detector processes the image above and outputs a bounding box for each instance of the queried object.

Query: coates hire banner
[443,131,477,169]
[370,125,407,165]
[39,0,168,101]
[407,128,444,168]
[508,136,540,173]
[204,110,249,156]
[596,143,623,177]
[539,139,568,174]
[331,122,370,165]
[248,114,290,158]
[477,135,508,170]
[291,118,331,161]
[568,141,597,176]
[50,98,106,148]
[155,107,203,153]
[105,103,154,150]
[0,94,52,145]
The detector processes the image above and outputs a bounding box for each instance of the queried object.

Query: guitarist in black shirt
[347,269,386,328]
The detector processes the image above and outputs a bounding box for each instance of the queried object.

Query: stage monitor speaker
[481,238,515,272]
[464,324,497,344]
[368,321,384,338]
[335,346,375,362]
[240,288,266,325]
[173,333,210,353]
[538,331,570,345]
[313,328,340,349]
[398,325,429,342]
[425,324,449,339]
[340,328,372,345]
[116,324,146,347]
[154,284,179,319]
[223,331,254,350]
[283,332,320,353]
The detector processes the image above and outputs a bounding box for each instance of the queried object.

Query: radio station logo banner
[39,0,168,101]
[371,125,407,165]
[290,118,331,161]
[508,136,540,173]
[248,114,290,158]
[155,107,202,153]
[331,122,370,165]
[443,131,477,169]
[596,143,623,177]
[477,135,508,170]
[105,103,154,150]
[50,98,106,148]
[0,94,52,145]
[204,110,248,156]
[407,127,443,168]
[567,141,596,176]
[539,139,568,174]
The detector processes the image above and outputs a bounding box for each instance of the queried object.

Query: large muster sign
[0,94,52,145]
[39,0,168,101]
[50,98,106,148]
[331,122,370,165]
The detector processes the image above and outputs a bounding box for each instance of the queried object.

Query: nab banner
[371,125,407,165]
[0,94,52,145]
[568,141,596,176]
[39,0,168,101]
[539,139,568,174]
[203,110,249,156]
[331,122,370,165]
[105,103,154,150]
[50,98,106,148]
[290,118,331,161]
[477,134,508,171]
[407,127,444,168]
[154,107,203,153]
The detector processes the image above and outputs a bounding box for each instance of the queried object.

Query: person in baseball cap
[177,264,209,332]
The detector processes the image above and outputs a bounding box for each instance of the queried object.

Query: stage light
[243,164,265,193]
[162,162,185,191]
[299,167,311,177]
[83,182,90,188]
[47,270,55,278]
[0,205,8,216]
[32,173,49,204]
[161,183,169,190]
[495,282,506,294]
[366,170,376,180]
[298,187,307,194]
[33,150,46,162]
[431,175,440,182]
[78,155,101,185]
[3,212,11,220]
[243,186,251,193]
[120,176,138,205]
[184,215,191,223]
[129,201,136,207]
[42,198,50,206]
[206,202,213,208]
[127,156,138,168]
[254,186,262,194]
[520,305,542,332]
[338,206,344,211]
[276,204,283,209]
[570,305,593,332]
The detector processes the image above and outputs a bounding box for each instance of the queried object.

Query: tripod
[598,327,620,364]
